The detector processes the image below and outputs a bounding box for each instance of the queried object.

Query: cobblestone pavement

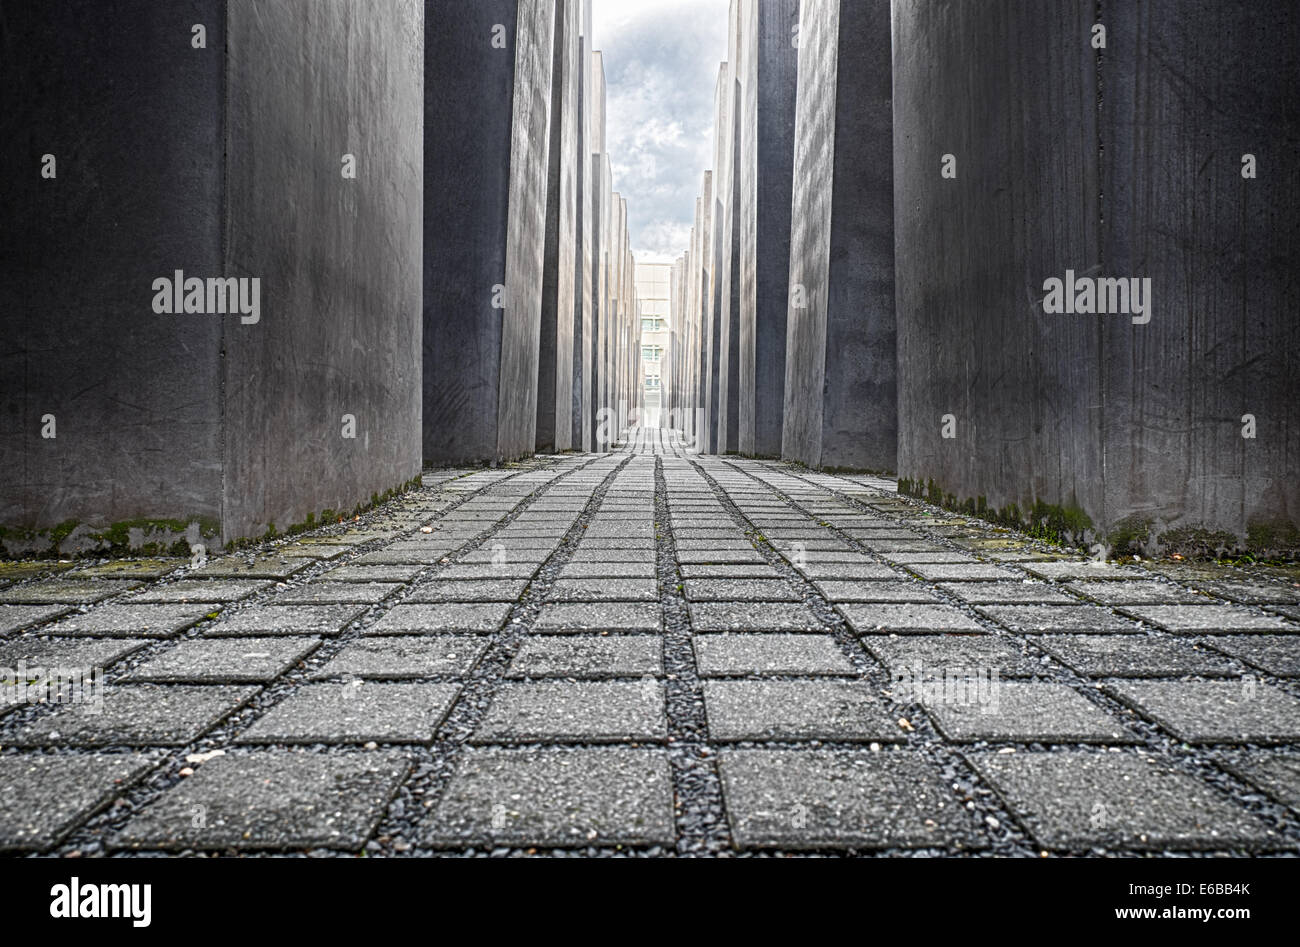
[3,429,1300,857]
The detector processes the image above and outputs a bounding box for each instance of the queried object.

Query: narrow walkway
[2,432,1298,855]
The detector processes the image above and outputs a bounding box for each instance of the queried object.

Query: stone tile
[693,634,854,676]
[534,602,661,633]
[123,638,321,683]
[273,581,401,605]
[312,637,488,679]
[1205,636,1300,677]
[206,604,365,637]
[0,638,148,676]
[547,578,658,602]
[424,747,674,847]
[674,548,767,565]
[437,563,539,579]
[1064,580,1211,606]
[505,636,662,679]
[567,548,653,563]
[1104,681,1300,744]
[1217,752,1300,813]
[813,581,940,603]
[129,580,272,604]
[238,682,461,745]
[865,635,1044,679]
[885,552,981,564]
[796,563,900,580]
[939,582,1079,605]
[1035,635,1238,678]
[1022,561,1140,581]
[683,579,799,602]
[677,564,779,579]
[969,750,1276,851]
[2,579,141,605]
[907,563,1019,581]
[1194,581,1300,605]
[471,681,665,744]
[976,604,1141,634]
[1120,605,1296,634]
[689,602,826,632]
[923,682,1136,744]
[5,685,259,746]
[718,749,983,851]
[0,604,73,635]
[354,548,453,565]
[404,579,528,603]
[43,604,220,638]
[558,562,657,579]
[322,563,425,583]
[702,680,897,742]
[112,750,409,852]
[189,557,314,580]
[838,604,985,635]
[76,559,183,579]
[0,754,158,852]
[366,602,511,635]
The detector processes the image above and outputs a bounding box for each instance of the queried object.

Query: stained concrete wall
[894,0,1300,555]
[714,2,745,454]
[783,0,896,472]
[0,0,423,554]
[570,0,595,451]
[704,65,730,454]
[737,0,799,458]
[537,0,579,452]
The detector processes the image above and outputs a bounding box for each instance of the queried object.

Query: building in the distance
[634,262,672,428]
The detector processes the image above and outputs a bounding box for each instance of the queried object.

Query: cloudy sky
[592,0,730,263]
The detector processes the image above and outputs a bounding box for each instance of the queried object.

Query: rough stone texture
[1217,752,1300,813]
[312,637,488,680]
[703,680,898,742]
[1105,681,1300,744]
[694,634,854,676]
[472,681,666,743]
[1036,635,1238,678]
[923,682,1137,744]
[506,636,663,679]
[238,682,461,745]
[1206,636,1300,677]
[113,750,409,852]
[43,603,219,638]
[0,754,158,852]
[125,638,320,683]
[205,604,365,637]
[893,0,1300,557]
[782,0,897,471]
[366,603,512,634]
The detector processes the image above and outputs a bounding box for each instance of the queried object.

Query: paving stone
[364,603,511,635]
[906,563,1019,581]
[471,681,665,743]
[1120,605,1296,634]
[813,581,940,603]
[702,680,897,742]
[1035,635,1238,678]
[0,638,148,678]
[678,564,779,579]
[579,538,656,550]
[975,604,1141,634]
[1104,680,1300,744]
[189,557,314,580]
[312,637,488,679]
[1266,604,1300,621]
[838,604,985,635]
[939,581,1079,605]
[969,750,1276,851]
[322,563,425,583]
[1205,636,1300,677]
[206,605,365,637]
[547,578,658,602]
[693,634,855,677]
[0,754,159,852]
[129,580,273,604]
[405,579,528,603]
[569,548,657,563]
[238,682,461,745]
[675,549,767,565]
[1193,581,1300,605]
[1064,580,1212,606]
[5,685,259,746]
[865,635,1044,679]
[112,750,409,852]
[885,552,982,564]
[75,559,183,579]
[0,604,73,635]
[534,602,661,633]
[43,603,220,638]
[1022,561,1140,581]
[682,579,799,602]
[923,682,1136,744]
[1216,752,1300,813]
[437,563,539,579]
[689,602,826,632]
[425,747,674,847]
[2,579,142,604]
[124,638,321,683]
[718,749,982,851]
[796,563,900,580]
[354,549,453,565]
[558,562,657,579]
[273,581,401,605]
[506,636,663,679]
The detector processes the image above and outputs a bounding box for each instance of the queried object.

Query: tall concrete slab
[893,0,1300,556]
[704,66,731,453]
[536,0,579,452]
[782,0,896,471]
[570,0,595,451]
[0,0,423,554]
[737,0,799,458]
[714,1,746,454]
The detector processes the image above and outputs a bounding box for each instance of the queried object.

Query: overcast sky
[592,0,730,263]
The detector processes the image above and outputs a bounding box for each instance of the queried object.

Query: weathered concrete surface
[0,0,423,553]
[537,0,580,453]
[570,1,595,451]
[704,66,731,454]
[737,0,799,458]
[715,2,744,454]
[783,0,896,471]
[893,0,1300,556]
